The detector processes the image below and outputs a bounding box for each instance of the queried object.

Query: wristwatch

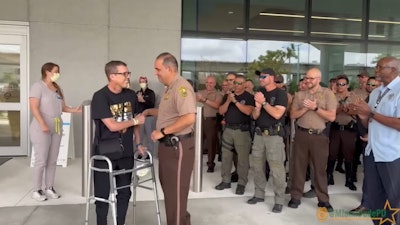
[262,101,267,106]
[368,111,375,120]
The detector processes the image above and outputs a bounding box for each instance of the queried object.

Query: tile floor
[0,156,372,225]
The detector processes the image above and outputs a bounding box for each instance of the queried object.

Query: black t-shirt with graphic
[255,87,288,128]
[136,88,155,113]
[91,86,139,158]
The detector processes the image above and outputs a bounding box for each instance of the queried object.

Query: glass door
[0,24,29,156]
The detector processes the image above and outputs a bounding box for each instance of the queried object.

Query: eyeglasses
[259,75,269,79]
[113,72,131,77]
[233,81,243,85]
[367,83,376,87]
[303,77,318,81]
[336,82,347,87]
[375,65,394,70]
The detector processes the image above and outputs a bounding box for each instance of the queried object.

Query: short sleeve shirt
[136,88,156,113]
[156,76,196,135]
[29,81,62,118]
[198,89,223,117]
[365,76,400,162]
[224,91,255,124]
[335,91,359,125]
[353,87,369,101]
[91,86,139,157]
[292,87,337,130]
[256,88,288,128]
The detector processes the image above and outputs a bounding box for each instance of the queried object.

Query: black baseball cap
[255,68,276,76]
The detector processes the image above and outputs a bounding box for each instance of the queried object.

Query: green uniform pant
[220,128,251,186]
[252,134,286,205]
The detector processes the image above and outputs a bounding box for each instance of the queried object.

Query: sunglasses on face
[233,81,243,85]
[275,81,283,84]
[336,82,347,87]
[367,83,376,87]
[259,75,269,79]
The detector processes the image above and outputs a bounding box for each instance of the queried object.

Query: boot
[345,162,357,191]
[351,161,358,182]
[335,158,345,174]
[326,160,336,185]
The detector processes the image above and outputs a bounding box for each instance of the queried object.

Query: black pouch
[97,138,124,160]
[275,123,285,137]
[160,135,180,147]
[255,127,262,136]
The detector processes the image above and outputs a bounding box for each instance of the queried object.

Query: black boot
[345,162,357,191]
[351,161,358,182]
[335,158,345,174]
[327,160,336,185]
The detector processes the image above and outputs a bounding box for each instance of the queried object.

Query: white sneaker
[32,190,47,201]
[44,187,60,199]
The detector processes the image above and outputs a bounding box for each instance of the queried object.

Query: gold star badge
[179,87,188,97]
[379,200,400,225]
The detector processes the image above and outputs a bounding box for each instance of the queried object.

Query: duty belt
[331,122,356,131]
[159,132,194,147]
[225,123,249,131]
[255,126,281,136]
[297,125,325,135]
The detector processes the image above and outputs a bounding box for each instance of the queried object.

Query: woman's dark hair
[41,62,64,100]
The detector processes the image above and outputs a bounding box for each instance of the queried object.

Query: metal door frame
[0,21,29,156]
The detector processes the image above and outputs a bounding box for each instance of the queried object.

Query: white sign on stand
[30,113,74,168]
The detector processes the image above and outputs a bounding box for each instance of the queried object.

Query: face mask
[50,73,60,82]
[139,83,147,89]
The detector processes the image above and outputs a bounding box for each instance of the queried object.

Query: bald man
[351,57,400,225]
[288,68,337,212]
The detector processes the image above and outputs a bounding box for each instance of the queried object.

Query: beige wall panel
[110,0,181,30]
[29,0,108,25]
[0,0,28,21]
[30,22,109,156]
[109,27,181,105]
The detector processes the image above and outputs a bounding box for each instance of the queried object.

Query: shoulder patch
[179,87,188,97]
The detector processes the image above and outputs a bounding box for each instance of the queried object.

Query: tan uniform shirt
[156,76,196,135]
[335,91,359,125]
[293,87,337,130]
[198,89,223,117]
[353,87,368,101]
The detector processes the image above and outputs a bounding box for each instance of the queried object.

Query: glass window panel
[182,0,197,31]
[0,44,20,103]
[249,0,306,36]
[0,110,20,146]
[369,0,400,41]
[181,38,246,62]
[311,0,363,39]
[310,42,367,84]
[247,40,318,81]
[181,37,247,91]
[367,44,400,66]
[197,0,245,33]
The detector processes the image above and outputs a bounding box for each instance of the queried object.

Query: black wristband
[160,128,167,136]
[314,106,319,111]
